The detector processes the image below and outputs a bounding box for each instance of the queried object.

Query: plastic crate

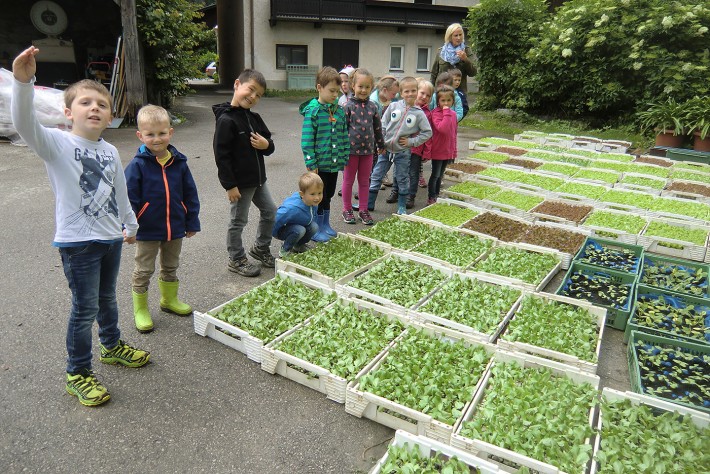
[346,327,496,445]
[639,253,710,299]
[580,208,648,245]
[557,261,637,330]
[261,297,412,404]
[193,271,335,363]
[497,292,607,374]
[451,351,599,474]
[638,217,710,262]
[470,242,562,292]
[661,179,710,204]
[529,197,593,227]
[590,388,710,474]
[627,330,710,413]
[648,193,710,224]
[518,220,591,270]
[370,430,501,474]
[624,284,710,345]
[573,236,644,275]
[615,172,667,195]
[410,197,486,229]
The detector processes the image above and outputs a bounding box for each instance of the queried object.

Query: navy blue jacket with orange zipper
[125,144,201,241]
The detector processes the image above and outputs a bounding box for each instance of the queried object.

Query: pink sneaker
[418,175,427,188]
[427,197,437,205]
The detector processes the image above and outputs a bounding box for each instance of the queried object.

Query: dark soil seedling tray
[447,162,487,175]
[516,225,587,255]
[462,212,532,242]
[531,200,593,224]
[665,181,710,198]
[502,158,542,169]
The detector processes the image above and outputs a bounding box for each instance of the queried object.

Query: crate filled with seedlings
[571,168,621,186]
[500,156,544,171]
[193,272,336,363]
[261,298,410,404]
[638,217,710,262]
[443,160,488,182]
[470,243,561,292]
[647,193,710,224]
[590,388,710,474]
[442,180,502,208]
[530,198,593,226]
[275,233,388,288]
[412,198,482,228]
[484,188,546,221]
[407,225,494,272]
[639,254,710,299]
[371,430,501,474]
[346,327,495,444]
[555,180,610,203]
[451,351,599,474]
[357,216,431,251]
[662,179,710,203]
[338,252,451,312]
[498,293,606,374]
[411,273,523,344]
[467,151,511,166]
[515,221,589,270]
[625,284,710,346]
[461,211,533,243]
[616,172,667,195]
[596,188,657,216]
[579,209,648,245]
[480,167,565,197]
[628,330,710,413]
[557,262,637,330]
[573,237,644,275]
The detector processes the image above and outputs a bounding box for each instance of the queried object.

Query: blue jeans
[228,184,277,260]
[368,150,412,209]
[428,160,449,199]
[276,222,318,251]
[408,153,424,198]
[59,241,123,374]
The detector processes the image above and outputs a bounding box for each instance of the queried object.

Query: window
[389,45,404,71]
[417,47,430,72]
[276,45,308,69]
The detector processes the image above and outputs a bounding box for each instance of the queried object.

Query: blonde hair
[64,79,113,114]
[417,79,434,96]
[444,23,465,44]
[351,68,374,89]
[376,75,399,91]
[299,172,323,192]
[137,104,171,128]
[399,76,418,90]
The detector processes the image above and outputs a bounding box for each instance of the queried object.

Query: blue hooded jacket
[125,144,200,241]
[273,191,317,237]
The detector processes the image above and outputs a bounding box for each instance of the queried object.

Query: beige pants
[132,239,183,293]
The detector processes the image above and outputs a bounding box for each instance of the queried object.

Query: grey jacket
[381,101,432,153]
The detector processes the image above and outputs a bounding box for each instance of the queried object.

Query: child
[367,76,432,216]
[407,80,434,209]
[427,85,458,204]
[342,68,385,225]
[337,65,355,107]
[370,76,400,189]
[273,172,323,257]
[429,71,464,122]
[125,105,201,333]
[299,66,350,242]
[11,46,149,407]
[449,68,469,121]
[214,68,277,278]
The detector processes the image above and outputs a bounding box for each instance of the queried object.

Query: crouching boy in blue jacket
[273,172,323,258]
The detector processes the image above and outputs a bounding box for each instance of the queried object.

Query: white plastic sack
[0,68,70,145]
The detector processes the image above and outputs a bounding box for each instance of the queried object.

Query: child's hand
[13,46,39,83]
[398,136,409,147]
[377,148,385,155]
[227,187,241,202]
[250,132,268,150]
[122,230,136,244]
[443,106,450,110]
[186,231,197,238]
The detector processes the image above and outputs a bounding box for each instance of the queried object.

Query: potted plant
[637,98,686,148]
[684,96,710,152]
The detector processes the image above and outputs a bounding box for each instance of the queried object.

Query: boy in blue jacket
[125,105,200,333]
[273,172,323,258]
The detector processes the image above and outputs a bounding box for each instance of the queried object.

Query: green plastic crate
[574,236,644,275]
[639,253,710,300]
[627,330,710,414]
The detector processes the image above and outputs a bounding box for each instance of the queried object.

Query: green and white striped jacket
[299,98,350,172]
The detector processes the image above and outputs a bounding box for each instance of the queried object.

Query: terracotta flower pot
[654,129,683,148]
[693,131,710,152]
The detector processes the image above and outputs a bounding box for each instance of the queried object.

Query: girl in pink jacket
[427,85,458,204]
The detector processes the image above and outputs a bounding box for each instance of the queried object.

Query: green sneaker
[100,339,151,368]
[66,369,110,407]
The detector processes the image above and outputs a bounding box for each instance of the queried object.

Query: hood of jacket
[134,144,187,163]
[299,98,337,117]
[212,101,242,121]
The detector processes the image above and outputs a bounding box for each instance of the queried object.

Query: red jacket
[429,107,457,160]
[411,103,432,159]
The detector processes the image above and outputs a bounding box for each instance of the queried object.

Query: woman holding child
[430,23,476,93]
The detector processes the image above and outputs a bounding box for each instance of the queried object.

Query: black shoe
[406,198,415,209]
[385,191,398,204]
[337,188,342,196]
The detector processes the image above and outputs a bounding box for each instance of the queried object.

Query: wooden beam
[118,0,146,121]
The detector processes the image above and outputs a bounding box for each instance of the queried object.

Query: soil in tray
[503,158,542,169]
[531,200,593,223]
[494,145,528,156]
[462,212,532,242]
[516,225,586,254]
[634,156,673,168]
[447,162,487,174]
[666,181,710,198]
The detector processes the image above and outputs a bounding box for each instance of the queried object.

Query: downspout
[250,0,255,68]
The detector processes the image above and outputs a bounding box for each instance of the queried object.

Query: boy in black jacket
[213,69,276,277]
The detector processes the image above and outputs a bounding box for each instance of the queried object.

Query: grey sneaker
[278,245,291,258]
[293,243,310,253]
[228,256,261,277]
[248,245,276,268]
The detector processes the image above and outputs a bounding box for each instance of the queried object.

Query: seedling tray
[573,237,644,275]
[346,327,496,444]
[579,208,648,245]
[407,225,494,272]
[639,253,710,299]
[517,220,591,270]
[411,197,485,228]
[261,297,412,404]
[661,178,710,204]
[497,292,607,374]
[638,217,710,262]
[590,387,710,474]
[648,193,710,224]
[624,284,710,345]
[556,261,637,330]
[370,430,501,474]
[627,330,710,413]
[470,242,562,292]
[193,271,336,363]
[615,172,667,195]
[451,351,599,474]
[529,197,593,227]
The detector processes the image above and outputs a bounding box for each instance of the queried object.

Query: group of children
[10,42,464,407]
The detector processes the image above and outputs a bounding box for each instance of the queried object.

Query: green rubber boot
[158,279,193,316]
[132,290,154,333]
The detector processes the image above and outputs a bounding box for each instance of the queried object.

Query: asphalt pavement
[0,79,629,473]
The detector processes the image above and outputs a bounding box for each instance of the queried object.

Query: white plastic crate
[410,272,523,345]
[466,151,511,166]
[193,271,334,363]
[261,297,413,404]
[409,197,488,230]
[370,430,501,474]
[589,388,710,474]
[579,208,647,246]
[661,179,710,204]
[518,220,592,270]
[496,292,607,374]
[406,227,494,272]
[615,172,667,196]
[529,197,593,228]
[470,139,498,151]
[648,193,710,224]
[594,187,657,217]
[346,326,496,445]
[451,351,600,474]
[482,189,544,222]
[638,217,710,262]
